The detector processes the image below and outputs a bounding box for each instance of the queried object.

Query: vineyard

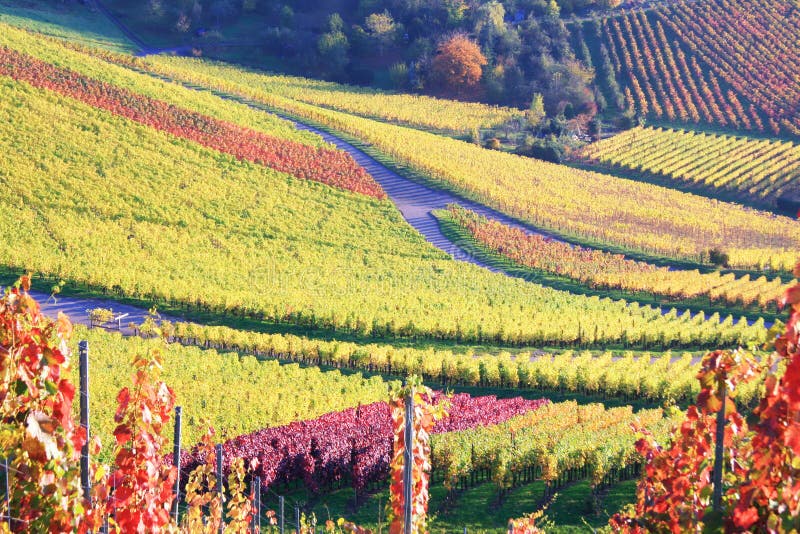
[145,57,518,136]
[131,53,800,271]
[70,327,392,460]
[0,45,384,198]
[161,320,768,405]
[578,126,800,208]
[584,0,800,138]
[193,393,550,498]
[659,0,800,136]
[1,49,757,348]
[595,10,762,132]
[444,204,795,312]
[0,24,323,147]
[0,1,134,54]
[430,402,677,496]
[2,3,800,531]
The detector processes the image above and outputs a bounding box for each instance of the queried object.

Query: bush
[515,138,565,164]
[486,137,502,150]
[707,248,730,267]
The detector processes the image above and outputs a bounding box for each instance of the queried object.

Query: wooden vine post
[79,340,91,501]
[172,405,183,522]
[388,376,448,534]
[712,381,726,513]
[403,390,414,534]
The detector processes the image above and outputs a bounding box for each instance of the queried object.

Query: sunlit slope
[137,55,800,271]
[0,74,759,348]
[0,23,322,147]
[148,55,518,135]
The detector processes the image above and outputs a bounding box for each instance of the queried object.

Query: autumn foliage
[106,348,178,533]
[447,204,792,311]
[429,34,487,99]
[610,259,800,532]
[0,278,91,532]
[0,284,262,532]
[185,392,544,498]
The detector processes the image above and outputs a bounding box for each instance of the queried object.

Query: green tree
[317,28,350,77]
[328,12,344,33]
[547,0,560,17]
[528,92,546,129]
[443,0,469,26]
[475,1,506,36]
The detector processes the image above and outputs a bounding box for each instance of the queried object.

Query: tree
[317,25,350,78]
[546,0,560,18]
[429,34,487,98]
[597,0,624,8]
[538,58,596,118]
[364,11,397,54]
[328,12,344,33]
[474,1,506,37]
[527,92,546,129]
[443,0,469,27]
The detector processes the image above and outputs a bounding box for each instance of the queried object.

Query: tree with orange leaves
[429,34,487,99]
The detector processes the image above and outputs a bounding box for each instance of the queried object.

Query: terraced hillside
[584,0,800,137]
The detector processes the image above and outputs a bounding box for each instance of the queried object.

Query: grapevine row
[71,327,392,460]
[600,11,761,132]
[11,24,517,136]
[163,58,518,135]
[0,45,385,198]
[0,23,323,146]
[158,320,770,404]
[180,393,550,495]
[660,0,800,136]
[430,402,677,496]
[445,204,795,310]
[579,126,800,209]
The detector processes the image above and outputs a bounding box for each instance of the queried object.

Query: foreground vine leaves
[107,347,178,533]
[0,277,95,533]
[387,377,448,534]
[610,259,800,532]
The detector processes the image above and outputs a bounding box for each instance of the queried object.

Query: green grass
[544,480,637,533]
[433,209,783,326]
[0,0,134,53]
[256,475,636,533]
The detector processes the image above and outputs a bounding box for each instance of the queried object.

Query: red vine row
[0,46,386,199]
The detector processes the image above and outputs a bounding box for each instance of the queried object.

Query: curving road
[16,290,176,334]
[285,119,565,271]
